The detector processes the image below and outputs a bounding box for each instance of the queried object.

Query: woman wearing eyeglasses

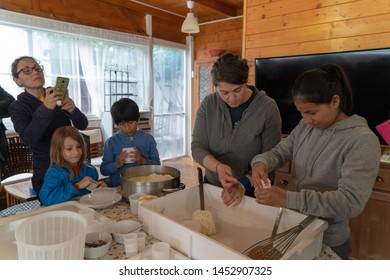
[8,56,88,196]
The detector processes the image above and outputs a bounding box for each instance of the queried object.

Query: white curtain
[0,9,152,116]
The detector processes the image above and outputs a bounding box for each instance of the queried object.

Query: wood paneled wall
[0,0,186,44]
[243,0,390,84]
[194,17,243,61]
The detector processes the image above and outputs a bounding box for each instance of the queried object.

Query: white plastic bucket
[15,211,88,259]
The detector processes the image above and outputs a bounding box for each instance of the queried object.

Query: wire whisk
[243,215,316,260]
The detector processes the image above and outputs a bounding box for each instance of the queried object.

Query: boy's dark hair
[110,98,140,125]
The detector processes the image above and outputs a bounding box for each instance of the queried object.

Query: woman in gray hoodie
[249,64,381,259]
[191,53,281,205]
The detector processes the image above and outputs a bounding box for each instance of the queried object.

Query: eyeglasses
[16,65,44,76]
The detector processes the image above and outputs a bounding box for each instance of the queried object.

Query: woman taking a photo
[9,56,88,195]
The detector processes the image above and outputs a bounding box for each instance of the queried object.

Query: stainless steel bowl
[121,165,185,201]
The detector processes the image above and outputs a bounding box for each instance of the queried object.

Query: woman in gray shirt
[191,52,282,206]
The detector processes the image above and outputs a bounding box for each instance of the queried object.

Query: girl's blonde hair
[49,126,87,180]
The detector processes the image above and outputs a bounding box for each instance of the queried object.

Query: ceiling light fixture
[181,1,200,34]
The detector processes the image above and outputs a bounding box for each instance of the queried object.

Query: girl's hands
[95,180,108,189]
[252,162,269,189]
[76,176,95,189]
[255,186,287,208]
[252,161,287,207]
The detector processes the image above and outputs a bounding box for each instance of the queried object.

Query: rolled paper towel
[192,209,217,236]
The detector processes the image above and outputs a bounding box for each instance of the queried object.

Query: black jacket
[0,86,15,166]
[8,91,88,192]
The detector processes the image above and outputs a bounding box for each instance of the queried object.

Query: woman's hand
[255,185,287,207]
[43,87,59,109]
[221,183,245,207]
[60,92,76,113]
[216,163,237,188]
[252,162,269,189]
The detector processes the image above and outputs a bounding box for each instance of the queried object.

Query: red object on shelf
[376,119,390,145]
[209,49,227,57]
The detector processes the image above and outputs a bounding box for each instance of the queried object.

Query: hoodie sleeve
[39,165,88,206]
[287,130,381,220]
[191,95,211,164]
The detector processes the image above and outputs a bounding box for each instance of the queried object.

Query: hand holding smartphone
[54,76,69,106]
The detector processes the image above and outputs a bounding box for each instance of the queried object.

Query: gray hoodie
[192,86,282,185]
[251,115,381,247]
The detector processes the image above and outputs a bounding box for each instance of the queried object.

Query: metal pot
[121,165,185,201]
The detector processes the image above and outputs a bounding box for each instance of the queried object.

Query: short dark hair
[110,98,140,125]
[290,63,353,115]
[211,52,249,86]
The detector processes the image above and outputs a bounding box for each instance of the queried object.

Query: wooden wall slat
[246,0,390,35]
[246,11,390,50]
[244,0,390,85]
[194,18,243,61]
[246,0,357,21]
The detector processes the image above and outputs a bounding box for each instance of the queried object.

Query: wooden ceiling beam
[98,0,183,23]
[195,0,237,17]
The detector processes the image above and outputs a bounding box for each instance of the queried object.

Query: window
[0,10,190,160]
[152,42,186,160]
[0,10,151,118]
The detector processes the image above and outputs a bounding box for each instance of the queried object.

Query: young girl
[39,126,106,206]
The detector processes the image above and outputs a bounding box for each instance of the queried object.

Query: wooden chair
[82,133,91,163]
[0,135,36,208]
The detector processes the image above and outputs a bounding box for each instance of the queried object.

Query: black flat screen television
[255,48,390,145]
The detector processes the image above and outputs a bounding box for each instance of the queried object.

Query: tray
[139,183,328,260]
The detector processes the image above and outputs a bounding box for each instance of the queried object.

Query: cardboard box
[139,183,328,260]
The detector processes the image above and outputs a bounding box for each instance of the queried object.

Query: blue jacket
[100,130,160,187]
[39,163,98,206]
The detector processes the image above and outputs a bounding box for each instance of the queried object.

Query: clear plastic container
[14,211,87,259]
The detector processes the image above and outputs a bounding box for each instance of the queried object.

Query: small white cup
[123,233,138,258]
[129,192,146,216]
[136,232,146,251]
[123,147,136,163]
[152,242,170,260]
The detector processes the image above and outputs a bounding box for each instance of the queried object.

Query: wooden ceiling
[108,0,244,24]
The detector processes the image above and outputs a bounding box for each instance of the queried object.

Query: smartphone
[54,76,69,105]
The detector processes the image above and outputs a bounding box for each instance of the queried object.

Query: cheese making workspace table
[0,191,340,260]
